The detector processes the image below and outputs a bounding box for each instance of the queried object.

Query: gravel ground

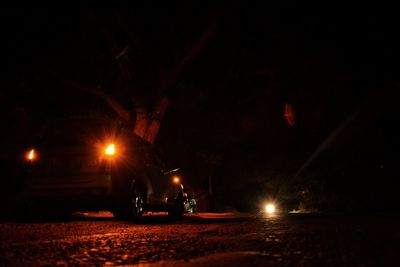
[0,212,399,266]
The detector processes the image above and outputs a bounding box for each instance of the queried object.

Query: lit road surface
[0,213,399,266]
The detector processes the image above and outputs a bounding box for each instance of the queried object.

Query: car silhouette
[5,91,185,220]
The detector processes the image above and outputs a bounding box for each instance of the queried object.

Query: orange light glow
[284,103,295,127]
[173,176,180,184]
[105,144,115,156]
[26,149,36,161]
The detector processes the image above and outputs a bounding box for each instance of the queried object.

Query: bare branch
[46,69,131,123]
[112,8,144,51]
[168,17,220,88]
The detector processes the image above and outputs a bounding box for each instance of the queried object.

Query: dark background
[1,4,399,212]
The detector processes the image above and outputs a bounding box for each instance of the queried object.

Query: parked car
[12,117,185,220]
[4,91,185,220]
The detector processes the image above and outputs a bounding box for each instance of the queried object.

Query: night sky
[1,5,399,212]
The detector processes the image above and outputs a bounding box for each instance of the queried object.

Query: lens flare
[265,204,275,214]
[173,176,180,184]
[26,149,36,161]
[105,144,115,156]
[284,103,295,127]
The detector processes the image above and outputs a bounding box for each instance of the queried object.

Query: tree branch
[46,69,131,123]
[168,17,220,88]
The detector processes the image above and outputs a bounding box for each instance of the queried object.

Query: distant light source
[26,149,36,161]
[173,176,180,184]
[105,144,115,156]
[284,103,295,127]
[265,204,275,214]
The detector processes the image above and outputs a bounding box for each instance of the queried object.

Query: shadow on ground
[0,211,254,225]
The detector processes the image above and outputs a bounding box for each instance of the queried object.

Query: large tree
[53,8,219,144]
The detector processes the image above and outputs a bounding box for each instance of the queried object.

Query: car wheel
[168,192,185,219]
[113,188,146,221]
[131,190,145,220]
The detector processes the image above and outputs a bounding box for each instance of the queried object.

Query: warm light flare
[265,204,275,214]
[105,144,115,156]
[26,149,36,161]
[173,176,180,184]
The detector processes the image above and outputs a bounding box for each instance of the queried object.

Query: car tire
[113,187,146,221]
[168,192,185,219]
[131,189,145,220]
